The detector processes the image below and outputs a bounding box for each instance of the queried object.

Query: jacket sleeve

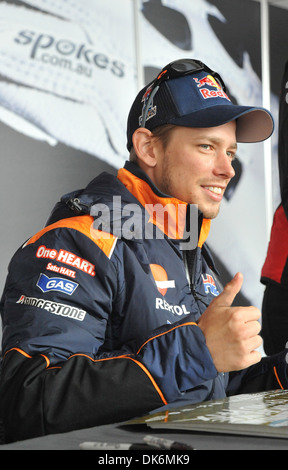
[227,350,288,396]
[130,318,218,402]
[0,215,217,442]
[278,61,288,209]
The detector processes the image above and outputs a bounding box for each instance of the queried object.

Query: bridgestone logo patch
[16,295,86,322]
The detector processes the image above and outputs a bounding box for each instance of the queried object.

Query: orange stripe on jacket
[118,168,211,247]
[25,215,117,259]
[136,322,198,355]
[3,349,167,405]
[69,353,167,405]
[4,347,51,368]
[273,366,284,390]
[118,168,188,239]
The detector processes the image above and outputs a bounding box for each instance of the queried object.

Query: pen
[143,435,196,450]
[79,441,159,450]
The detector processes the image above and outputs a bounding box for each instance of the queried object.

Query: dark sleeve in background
[278,61,288,212]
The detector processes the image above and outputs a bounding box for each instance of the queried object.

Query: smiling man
[132,122,237,219]
[2,59,288,444]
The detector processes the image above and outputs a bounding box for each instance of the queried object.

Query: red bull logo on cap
[194,74,221,90]
[194,74,231,102]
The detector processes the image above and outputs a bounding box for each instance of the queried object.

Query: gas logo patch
[37,273,78,295]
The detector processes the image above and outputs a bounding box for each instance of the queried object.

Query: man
[261,60,288,355]
[1,59,287,443]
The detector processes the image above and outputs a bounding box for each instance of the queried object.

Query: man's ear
[132,128,157,168]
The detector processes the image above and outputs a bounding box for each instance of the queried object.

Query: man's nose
[213,152,236,179]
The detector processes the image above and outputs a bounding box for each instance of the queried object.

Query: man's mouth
[202,185,225,201]
[203,186,223,195]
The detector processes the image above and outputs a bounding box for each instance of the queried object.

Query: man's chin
[201,205,221,220]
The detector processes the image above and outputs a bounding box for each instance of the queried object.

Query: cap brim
[234,108,274,143]
[170,105,274,143]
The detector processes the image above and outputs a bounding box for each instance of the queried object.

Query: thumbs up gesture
[197,273,262,372]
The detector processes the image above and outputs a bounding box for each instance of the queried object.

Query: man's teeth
[205,186,222,195]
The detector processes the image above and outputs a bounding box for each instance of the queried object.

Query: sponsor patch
[199,87,230,100]
[193,74,231,102]
[193,74,222,90]
[16,294,86,322]
[139,84,157,125]
[150,264,175,296]
[46,262,76,279]
[37,273,78,295]
[202,274,219,297]
[155,298,190,316]
[36,245,95,276]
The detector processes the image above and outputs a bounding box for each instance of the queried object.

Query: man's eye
[227,151,236,160]
[200,144,211,150]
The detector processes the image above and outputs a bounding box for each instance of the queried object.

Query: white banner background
[0,0,282,332]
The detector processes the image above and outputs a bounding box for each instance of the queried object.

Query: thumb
[214,272,243,307]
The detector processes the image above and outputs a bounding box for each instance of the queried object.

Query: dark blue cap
[126,69,274,151]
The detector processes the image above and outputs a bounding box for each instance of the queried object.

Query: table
[1,421,288,450]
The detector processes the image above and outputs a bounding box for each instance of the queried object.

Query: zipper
[184,249,209,308]
[66,197,91,214]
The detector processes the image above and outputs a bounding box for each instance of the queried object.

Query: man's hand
[197,272,262,372]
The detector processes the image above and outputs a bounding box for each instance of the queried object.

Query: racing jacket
[1,161,287,442]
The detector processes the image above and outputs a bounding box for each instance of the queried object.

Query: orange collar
[117,167,211,248]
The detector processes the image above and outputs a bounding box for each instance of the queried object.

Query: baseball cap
[126,59,274,151]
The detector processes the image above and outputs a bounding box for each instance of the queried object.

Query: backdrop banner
[0,0,283,311]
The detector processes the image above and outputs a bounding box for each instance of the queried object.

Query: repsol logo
[14,30,125,78]
[155,298,190,316]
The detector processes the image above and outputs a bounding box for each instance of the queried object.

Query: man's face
[152,122,237,219]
